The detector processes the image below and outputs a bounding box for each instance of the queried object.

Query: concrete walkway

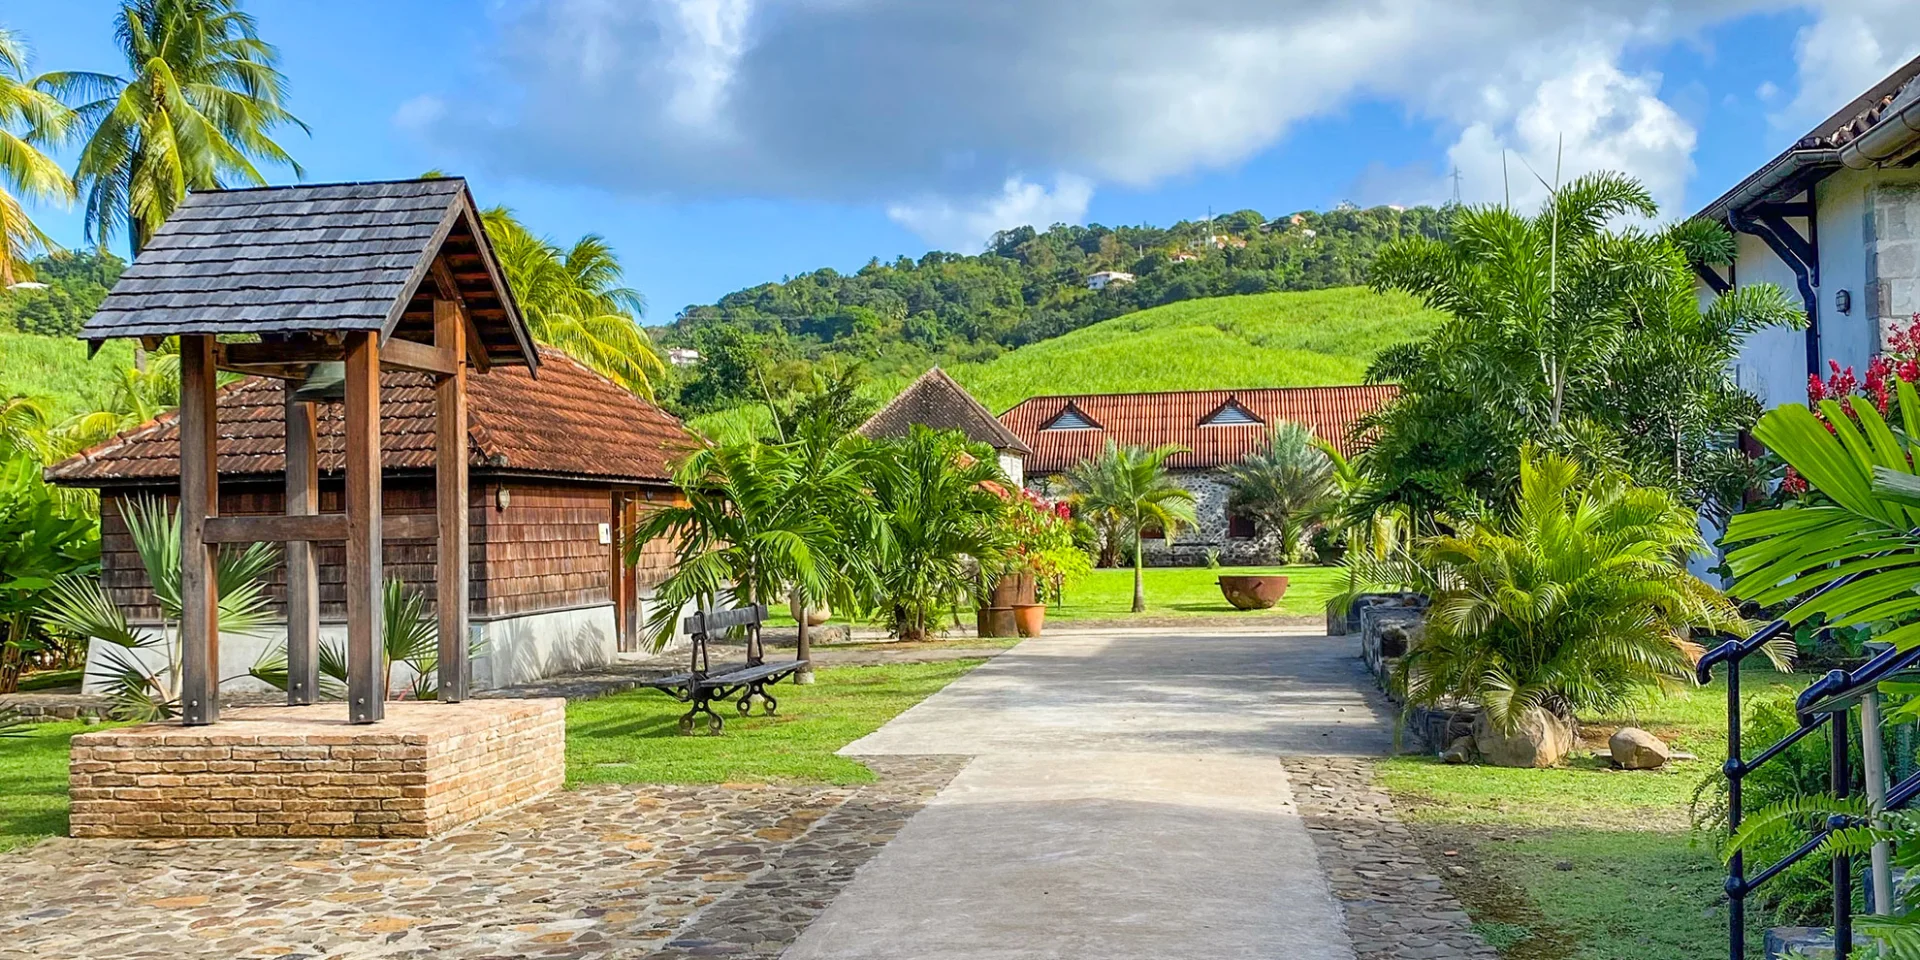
[784,628,1391,960]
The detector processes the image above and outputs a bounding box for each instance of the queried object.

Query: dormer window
[1200,399,1262,427]
[1042,403,1102,431]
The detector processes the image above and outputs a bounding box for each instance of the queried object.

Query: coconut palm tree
[42,0,305,258]
[483,207,664,398]
[0,27,75,287]
[1065,441,1195,613]
[1220,421,1335,563]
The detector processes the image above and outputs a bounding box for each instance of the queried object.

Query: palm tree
[1065,441,1195,613]
[483,207,664,398]
[1220,421,1335,563]
[42,0,305,258]
[867,426,1011,640]
[0,27,75,287]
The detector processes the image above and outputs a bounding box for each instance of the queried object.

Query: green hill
[934,287,1443,413]
[0,330,134,421]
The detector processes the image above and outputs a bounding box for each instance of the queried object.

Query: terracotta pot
[1217,575,1289,610]
[1012,603,1046,637]
[788,594,831,626]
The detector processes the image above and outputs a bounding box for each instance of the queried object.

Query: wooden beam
[431,257,491,373]
[435,298,471,702]
[683,603,769,636]
[219,340,344,366]
[216,361,319,381]
[203,513,348,544]
[378,336,458,377]
[178,335,221,726]
[199,512,435,544]
[284,386,320,706]
[343,331,384,724]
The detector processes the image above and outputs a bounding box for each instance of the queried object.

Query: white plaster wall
[1818,169,1876,373]
[998,452,1024,489]
[1729,230,1814,412]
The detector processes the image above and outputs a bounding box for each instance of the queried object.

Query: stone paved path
[0,757,960,960]
[784,629,1424,960]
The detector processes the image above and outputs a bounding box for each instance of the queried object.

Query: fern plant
[1725,793,1920,955]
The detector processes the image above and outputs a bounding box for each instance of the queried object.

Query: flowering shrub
[1003,489,1091,601]
[1785,312,1920,497]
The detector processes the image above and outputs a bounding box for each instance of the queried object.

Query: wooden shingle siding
[474,483,611,617]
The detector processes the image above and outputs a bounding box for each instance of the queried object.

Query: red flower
[1782,467,1808,495]
[1809,372,1828,404]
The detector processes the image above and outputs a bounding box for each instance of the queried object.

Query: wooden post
[434,300,470,701]
[178,335,221,725]
[344,331,384,723]
[284,379,320,705]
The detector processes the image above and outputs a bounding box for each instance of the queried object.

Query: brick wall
[67,699,564,839]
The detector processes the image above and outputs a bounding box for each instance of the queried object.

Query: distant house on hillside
[858,367,1031,485]
[1000,385,1396,564]
[1169,251,1201,263]
[665,347,702,367]
[1694,54,1920,411]
[1086,270,1135,291]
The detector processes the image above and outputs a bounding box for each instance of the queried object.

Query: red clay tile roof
[46,348,696,486]
[859,367,1032,454]
[1001,384,1397,475]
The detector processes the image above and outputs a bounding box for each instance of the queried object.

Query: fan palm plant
[1402,447,1742,735]
[1065,441,1196,613]
[248,577,457,701]
[483,207,663,398]
[36,494,277,721]
[1220,421,1335,563]
[867,426,1011,640]
[42,0,305,258]
[0,27,74,287]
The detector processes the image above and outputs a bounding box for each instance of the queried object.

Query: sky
[9,1,1920,323]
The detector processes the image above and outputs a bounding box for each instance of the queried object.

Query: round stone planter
[789,594,831,627]
[1012,603,1046,637]
[1217,575,1289,610]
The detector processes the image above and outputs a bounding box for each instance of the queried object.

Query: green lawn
[566,659,983,785]
[0,719,121,852]
[1378,663,1808,960]
[1049,564,1340,622]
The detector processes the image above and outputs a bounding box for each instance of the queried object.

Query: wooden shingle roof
[79,178,536,368]
[46,349,695,486]
[859,368,1031,454]
[1001,385,1397,474]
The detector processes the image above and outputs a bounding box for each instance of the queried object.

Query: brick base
[68,698,565,839]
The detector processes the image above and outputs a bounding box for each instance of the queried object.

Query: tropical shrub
[36,495,277,721]
[250,578,465,701]
[1220,421,1335,563]
[1394,447,1742,732]
[0,451,99,692]
[1002,489,1090,604]
[868,426,1011,639]
[1065,441,1195,612]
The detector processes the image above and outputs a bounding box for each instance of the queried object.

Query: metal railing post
[1833,715,1853,960]
[1727,659,1746,960]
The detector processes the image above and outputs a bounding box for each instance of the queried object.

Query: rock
[1554,860,1574,872]
[1439,735,1475,764]
[1471,707,1575,768]
[1609,727,1672,770]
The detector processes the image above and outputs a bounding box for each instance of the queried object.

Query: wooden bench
[633,603,808,735]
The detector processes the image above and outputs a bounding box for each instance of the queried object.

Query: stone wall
[68,699,564,839]
[1867,176,1920,350]
[1034,469,1290,566]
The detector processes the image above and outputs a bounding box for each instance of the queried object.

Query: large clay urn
[1217,575,1289,610]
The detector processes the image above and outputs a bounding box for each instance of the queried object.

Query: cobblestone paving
[1284,757,1500,960]
[0,755,962,960]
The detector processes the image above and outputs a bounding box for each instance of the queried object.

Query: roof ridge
[186,177,466,196]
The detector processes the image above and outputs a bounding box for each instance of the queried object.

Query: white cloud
[400,0,1917,242]
[886,175,1094,252]
[1775,0,1920,134]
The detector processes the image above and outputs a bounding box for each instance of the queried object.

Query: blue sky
[9,1,1920,322]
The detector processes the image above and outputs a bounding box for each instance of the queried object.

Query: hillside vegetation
[0,331,133,421]
[661,204,1452,417]
[940,287,1441,412]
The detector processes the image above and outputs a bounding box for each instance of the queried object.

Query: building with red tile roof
[1000,384,1396,564]
[46,348,699,690]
